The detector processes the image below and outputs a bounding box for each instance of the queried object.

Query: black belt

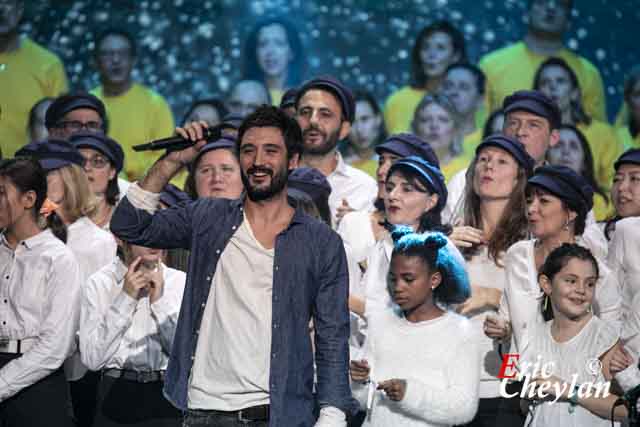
[103,368,165,383]
[196,405,270,422]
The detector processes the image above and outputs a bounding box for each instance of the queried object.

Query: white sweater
[352,310,480,427]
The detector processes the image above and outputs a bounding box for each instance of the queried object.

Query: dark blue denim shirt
[111,196,351,426]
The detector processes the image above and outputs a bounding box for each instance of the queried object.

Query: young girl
[350,228,479,426]
[0,158,81,426]
[518,243,626,426]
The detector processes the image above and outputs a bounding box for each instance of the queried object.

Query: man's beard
[302,124,341,156]
[241,164,289,202]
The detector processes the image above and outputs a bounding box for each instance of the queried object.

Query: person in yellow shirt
[242,17,305,106]
[546,125,613,221]
[441,63,487,157]
[616,66,640,149]
[412,93,470,182]
[384,21,467,135]
[479,0,607,123]
[533,56,622,189]
[0,0,68,156]
[90,28,174,181]
[343,90,386,178]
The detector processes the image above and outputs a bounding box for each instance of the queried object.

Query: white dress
[520,317,619,427]
[352,310,480,426]
[500,238,621,354]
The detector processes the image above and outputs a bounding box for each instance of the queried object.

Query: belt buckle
[237,408,253,423]
[137,371,153,383]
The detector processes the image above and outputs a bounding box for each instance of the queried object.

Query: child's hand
[350,359,370,383]
[484,313,511,340]
[610,345,634,375]
[378,379,407,401]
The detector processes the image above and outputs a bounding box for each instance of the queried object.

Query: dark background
[22,0,640,122]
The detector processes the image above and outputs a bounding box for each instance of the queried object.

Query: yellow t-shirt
[0,37,68,156]
[617,126,639,150]
[462,128,484,158]
[441,154,471,183]
[383,85,487,135]
[92,83,175,181]
[614,104,627,128]
[593,192,614,222]
[479,41,607,123]
[269,88,284,107]
[349,158,378,179]
[577,120,623,190]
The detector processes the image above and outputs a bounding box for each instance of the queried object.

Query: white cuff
[314,406,347,427]
[126,183,160,214]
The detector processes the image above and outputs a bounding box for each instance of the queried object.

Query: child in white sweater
[350,227,480,426]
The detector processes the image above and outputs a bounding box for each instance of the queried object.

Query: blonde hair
[57,164,97,223]
[412,93,464,156]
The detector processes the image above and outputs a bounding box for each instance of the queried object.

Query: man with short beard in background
[295,76,377,226]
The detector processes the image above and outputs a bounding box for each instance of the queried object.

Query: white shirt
[464,247,507,398]
[0,230,82,401]
[443,167,468,224]
[521,317,619,427]
[188,214,274,411]
[79,259,185,372]
[327,152,377,227]
[337,209,377,265]
[607,216,640,321]
[352,310,479,426]
[500,238,621,354]
[65,216,118,381]
[615,292,640,392]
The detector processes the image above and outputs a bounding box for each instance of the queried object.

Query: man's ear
[288,152,300,170]
[548,129,560,148]
[339,121,351,141]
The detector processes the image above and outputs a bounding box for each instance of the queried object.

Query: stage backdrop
[23,0,639,122]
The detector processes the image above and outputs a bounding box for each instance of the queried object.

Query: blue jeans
[182,410,269,427]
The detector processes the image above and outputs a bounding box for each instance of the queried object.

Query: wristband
[568,383,580,413]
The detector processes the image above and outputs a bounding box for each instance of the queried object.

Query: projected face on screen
[256,23,293,80]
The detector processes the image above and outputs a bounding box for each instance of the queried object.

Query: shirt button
[272,353,276,359]
[3,299,6,303]
[215,249,220,255]
[275,266,279,271]
[273,323,278,329]
[232,226,237,230]
[4,275,8,280]
[206,276,211,281]
[201,303,206,308]
[2,321,5,325]
[191,355,195,361]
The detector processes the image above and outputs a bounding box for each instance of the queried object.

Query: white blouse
[65,216,118,381]
[80,259,185,372]
[338,210,377,266]
[352,310,479,426]
[606,216,640,322]
[500,238,621,354]
[0,230,82,401]
[521,317,619,427]
[464,247,507,398]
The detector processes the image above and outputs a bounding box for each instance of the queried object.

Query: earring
[544,295,549,311]
[563,219,570,231]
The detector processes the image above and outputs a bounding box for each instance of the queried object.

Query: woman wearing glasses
[70,132,125,229]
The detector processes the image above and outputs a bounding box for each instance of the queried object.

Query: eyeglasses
[56,120,104,132]
[83,155,110,169]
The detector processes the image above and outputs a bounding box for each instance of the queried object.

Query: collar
[1,229,54,251]
[332,151,349,177]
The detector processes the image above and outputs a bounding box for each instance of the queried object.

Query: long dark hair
[0,158,67,243]
[539,243,599,321]
[410,21,467,89]
[462,157,530,265]
[390,226,470,307]
[533,57,591,126]
[550,125,608,204]
[242,17,306,88]
[624,65,640,138]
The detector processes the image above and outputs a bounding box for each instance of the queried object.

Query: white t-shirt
[352,310,480,426]
[188,214,274,411]
[521,317,619,427]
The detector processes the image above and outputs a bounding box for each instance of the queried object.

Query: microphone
[132,126,221,152]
